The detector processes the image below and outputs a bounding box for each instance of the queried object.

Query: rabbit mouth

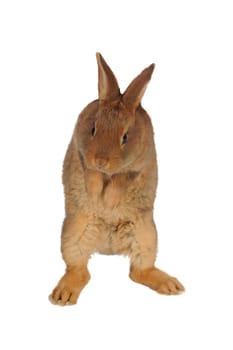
[85,154,122,176]
[88,163,122,177]
[92,164,116,176]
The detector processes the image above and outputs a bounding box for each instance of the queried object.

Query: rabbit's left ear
[96,53,120,102]
[123,63,155,113]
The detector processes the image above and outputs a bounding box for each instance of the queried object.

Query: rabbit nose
[95,157,109,169]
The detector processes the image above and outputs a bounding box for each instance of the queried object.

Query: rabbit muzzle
[94,156,110,171]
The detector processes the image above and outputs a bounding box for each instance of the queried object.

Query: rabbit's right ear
[96,53,120,102]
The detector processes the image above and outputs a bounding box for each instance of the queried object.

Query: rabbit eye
[91,125,96,136]
[122,133,128,145]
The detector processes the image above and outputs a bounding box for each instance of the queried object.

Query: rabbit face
[76,100,146,176]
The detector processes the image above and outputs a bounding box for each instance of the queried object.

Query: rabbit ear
[96,53,120,102]
[123,63,155,112]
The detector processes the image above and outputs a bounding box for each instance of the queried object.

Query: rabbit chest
[85,170,139,209]
[84,169,154,224]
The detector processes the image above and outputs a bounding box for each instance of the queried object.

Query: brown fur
[50,53,184,306]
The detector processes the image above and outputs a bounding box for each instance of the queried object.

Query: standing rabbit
[50,53,184,305]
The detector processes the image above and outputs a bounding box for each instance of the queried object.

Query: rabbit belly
[98,220,136,255]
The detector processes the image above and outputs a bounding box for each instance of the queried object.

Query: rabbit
[49,53,184,306]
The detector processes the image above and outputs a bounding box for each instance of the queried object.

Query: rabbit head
[74,53,155,176]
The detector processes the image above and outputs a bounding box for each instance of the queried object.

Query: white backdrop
[0,0,232,349]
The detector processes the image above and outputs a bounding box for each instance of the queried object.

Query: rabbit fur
[50,53,184,305]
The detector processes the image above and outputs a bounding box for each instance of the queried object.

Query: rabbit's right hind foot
[49,267,90,306]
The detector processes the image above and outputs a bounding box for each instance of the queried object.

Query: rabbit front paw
[103,179,123,209]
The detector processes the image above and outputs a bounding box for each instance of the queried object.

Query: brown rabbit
[50,53,184,306]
